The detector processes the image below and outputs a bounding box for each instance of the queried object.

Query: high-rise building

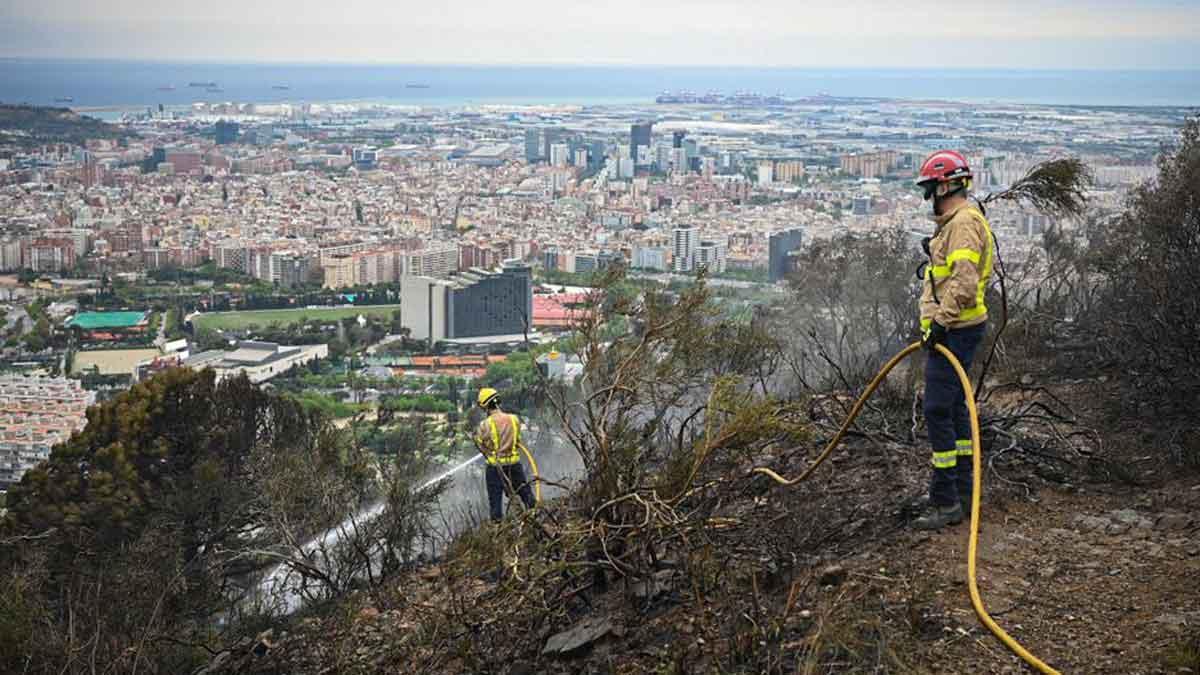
[214,120,239,145]
[24,238,76,273]
[270,252,310,289]
[549,143,570,167]
[672,130,686,148]
[401,262,533,343]
[768,228,805,282]
[543,127,564,157]
[352,146,378,170]
[588,140,606,169]
[524,129,542,163]
[214,243,247,273]
[78,150,99,188]
[0,239,23,271]
[695,240,728,274]
[404,245,459,277]
[142,248,170,269]
[670,147,688,174]
[839,151,899,178]
[618,158,635,180]
[672,226,698,273]
[630,121,653,167]
[774,160,805,183]
[757,161,774,185]
[323,255,357,289]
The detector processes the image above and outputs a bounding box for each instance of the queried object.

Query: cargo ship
[188,81,217,88]
[405,83,431,89]
[272,85,290,90]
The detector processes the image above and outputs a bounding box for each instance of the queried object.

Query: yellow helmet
[477,387,499,407]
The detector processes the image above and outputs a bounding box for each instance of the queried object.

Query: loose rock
[1110,509,1141,525]
[1156,513,1193,531]
[1073,515,1108,532]
[543,616,616,657]
[818,564,847,586]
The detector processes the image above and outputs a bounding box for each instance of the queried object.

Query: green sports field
[191,305,401,331]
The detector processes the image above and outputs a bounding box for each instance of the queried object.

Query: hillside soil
[202,378,1200,674]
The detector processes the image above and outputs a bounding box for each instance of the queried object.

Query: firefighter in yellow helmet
[473,387,535,522]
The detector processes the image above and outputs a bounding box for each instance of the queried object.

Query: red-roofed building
[532,293,593,328]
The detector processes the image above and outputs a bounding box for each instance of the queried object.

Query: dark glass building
[449,262,533,338]
[630,121,653,165]
[768,228,805,283]
[524,129,541,163]
[214,119,239,145]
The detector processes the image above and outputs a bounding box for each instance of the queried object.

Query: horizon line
[2,57,1199,73]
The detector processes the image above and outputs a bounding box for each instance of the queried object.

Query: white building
[618,158,635,180]
[183,341,328,383]
[757,161,774,185]
[695,239,728,274]
[549,143,570,167]
[633,246,669,271]
[403,245,459,278]
[672,226,698,273]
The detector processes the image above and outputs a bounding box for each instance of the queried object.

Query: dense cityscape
[0,92,1189,488]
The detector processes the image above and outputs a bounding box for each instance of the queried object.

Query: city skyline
[2,0,1198,69]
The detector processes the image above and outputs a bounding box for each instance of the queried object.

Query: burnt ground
[201,379,1200,675]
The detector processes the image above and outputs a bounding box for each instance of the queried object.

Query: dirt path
[865,481,1200,673]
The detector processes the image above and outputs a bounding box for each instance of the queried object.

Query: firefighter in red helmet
[913,150,995,530]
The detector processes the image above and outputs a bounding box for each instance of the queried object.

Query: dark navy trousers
[925,322,986,507]
[485,463,535,522]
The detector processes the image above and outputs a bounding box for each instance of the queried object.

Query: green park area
[191,304,402,331]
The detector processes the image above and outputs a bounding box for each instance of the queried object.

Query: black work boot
[913,503,964,530]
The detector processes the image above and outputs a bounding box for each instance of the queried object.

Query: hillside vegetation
[0,104,130,149]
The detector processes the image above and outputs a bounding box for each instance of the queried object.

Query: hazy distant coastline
[3,60,1200,110]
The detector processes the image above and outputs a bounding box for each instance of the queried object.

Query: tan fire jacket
[919,201,995,331]
[474,410,522,466]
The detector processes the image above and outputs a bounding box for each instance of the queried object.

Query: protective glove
[922,321,947,351]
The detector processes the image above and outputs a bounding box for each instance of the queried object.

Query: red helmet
[917,150,972,200]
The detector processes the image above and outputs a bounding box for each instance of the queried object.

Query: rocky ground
[199,381,1200,674]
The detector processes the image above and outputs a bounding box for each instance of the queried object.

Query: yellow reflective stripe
[920,318,932,331]
[946,248,981,266]
[956,439,974,456]
[968,209,994,317]
[929,263,951,279]
[932,449,958,469]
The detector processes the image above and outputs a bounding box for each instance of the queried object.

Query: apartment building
[0,376,95,488]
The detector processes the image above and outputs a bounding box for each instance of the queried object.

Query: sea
[2,59,1199,113]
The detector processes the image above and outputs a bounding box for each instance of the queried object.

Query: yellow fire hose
[754,341,1059,674]
[520,444,542,504]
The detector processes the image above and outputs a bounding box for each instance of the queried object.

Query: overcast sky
[2,0,1197,68]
